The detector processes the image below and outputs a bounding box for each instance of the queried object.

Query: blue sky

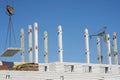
[0,0,120,64]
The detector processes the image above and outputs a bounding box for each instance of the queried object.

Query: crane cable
[4,0,16,49]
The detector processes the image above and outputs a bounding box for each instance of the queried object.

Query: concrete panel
[1,48,21,57]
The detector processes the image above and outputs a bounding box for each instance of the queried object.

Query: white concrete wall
[0,62,120,80]
[1,70,120,80]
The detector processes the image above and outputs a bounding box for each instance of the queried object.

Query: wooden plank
[1,48,21,57]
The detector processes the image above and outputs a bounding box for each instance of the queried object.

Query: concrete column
[58,25,63,63]
[97,37,102,64]
[106,34,112,65]
[28,25,33,63]
[34,22,38,63]
[84,28,90,64]
[20,28,24,62]
[44,31,48,63]
[113,32,118,64]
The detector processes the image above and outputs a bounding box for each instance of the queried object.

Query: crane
[90,27,107,41]
[90,27,107,64]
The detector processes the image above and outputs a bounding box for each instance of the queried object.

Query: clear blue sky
[0,0,120,64]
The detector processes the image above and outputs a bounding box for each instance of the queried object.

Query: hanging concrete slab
[1,48,21,57]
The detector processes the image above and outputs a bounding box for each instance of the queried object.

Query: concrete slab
[1,48,21,57]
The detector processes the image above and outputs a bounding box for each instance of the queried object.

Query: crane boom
[90,27,106,37]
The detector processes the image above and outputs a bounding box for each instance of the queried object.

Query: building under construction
[0,21,120,80]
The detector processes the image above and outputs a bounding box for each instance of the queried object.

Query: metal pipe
[84,28,90,64]
[44,31,48,63]
[34,22,38,63]
[106,34,112,65]
[113,32,118,64]
[28,25,33,63]
[20,28,24,62]
[58,25,63,63]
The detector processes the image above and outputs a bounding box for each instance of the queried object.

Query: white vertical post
[84,28,90,64]
[28,25,33,63]
[97,37,102,64]
[106,34,112,65]
[34,22,38,63]
[44,31,48,63]
[113,32,118,64]
[58,25,63,63]
[21,28,24,62]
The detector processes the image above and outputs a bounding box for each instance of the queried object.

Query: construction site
[0,1,120,80]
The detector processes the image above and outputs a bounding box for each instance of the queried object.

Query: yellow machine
[13,63,39,71]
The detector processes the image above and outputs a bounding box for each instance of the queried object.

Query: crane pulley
[6,5,14,16]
